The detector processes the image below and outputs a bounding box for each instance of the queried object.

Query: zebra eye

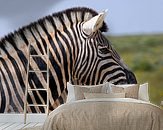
[99,47,109,54]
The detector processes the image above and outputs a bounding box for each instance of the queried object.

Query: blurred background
[0,0,163,106]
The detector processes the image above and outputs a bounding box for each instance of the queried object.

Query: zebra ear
[83,9,108,35]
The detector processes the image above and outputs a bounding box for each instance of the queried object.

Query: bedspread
[41,98,163,130]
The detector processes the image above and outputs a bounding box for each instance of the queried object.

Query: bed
[22,82,163,130]
[42,98,163,130]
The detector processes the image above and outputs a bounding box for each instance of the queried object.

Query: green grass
[107,34,163,106]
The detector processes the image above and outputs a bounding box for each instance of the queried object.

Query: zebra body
[0,7,137,113]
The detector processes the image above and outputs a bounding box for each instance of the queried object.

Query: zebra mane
[0,7,108,53]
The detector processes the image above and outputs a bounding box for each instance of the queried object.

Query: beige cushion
[84,92,125,99]
[73,82,111,100]
[110,84,139,99]
[138,83,150,102]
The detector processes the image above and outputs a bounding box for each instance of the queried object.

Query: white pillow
[66,82,75,103]
[138,83,150,102]
[109,83,150,102]
[84,92,125,99]
[109,83,139,99]
[66,82,111,102]
[101,82,112,93]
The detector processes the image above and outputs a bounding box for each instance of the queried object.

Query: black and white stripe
[0,7,137,113]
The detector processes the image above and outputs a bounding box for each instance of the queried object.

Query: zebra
[0,7,137,113]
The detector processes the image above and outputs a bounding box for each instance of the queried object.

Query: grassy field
[107,34,163,106]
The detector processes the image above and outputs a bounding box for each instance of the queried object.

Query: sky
[0,0,163,37]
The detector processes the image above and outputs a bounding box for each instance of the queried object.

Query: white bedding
[42,98,163,130]
[22,98,163,130]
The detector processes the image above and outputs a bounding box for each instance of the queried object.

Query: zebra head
[0,7,137,113]
[72,9,137,85]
